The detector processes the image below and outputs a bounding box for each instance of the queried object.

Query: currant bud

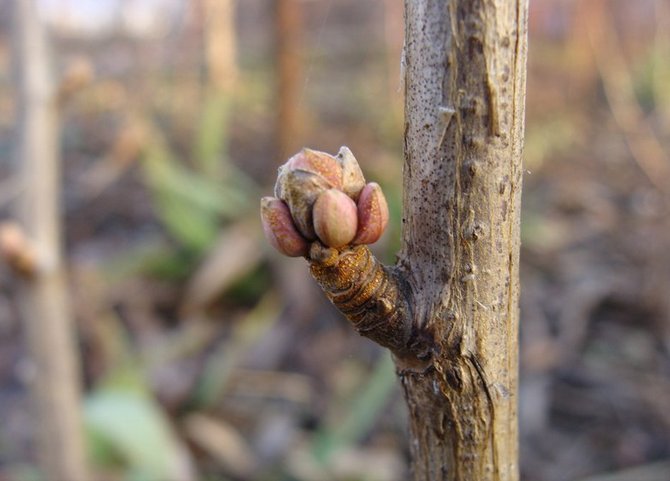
[353,182,389,245]
[313,189,358,248]
[260,197,309,257]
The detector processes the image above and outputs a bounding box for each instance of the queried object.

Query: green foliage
[142,132,232,251]
[193,92,232,178]
[140,92,257,256]
[223,262,273,306]
[524,117,576,171]
[633,47,670,115]
[85,368,189,481]
[131,92,260,283]
[2,465,43,481]
[311,352,397,464]
[193,293,280,408]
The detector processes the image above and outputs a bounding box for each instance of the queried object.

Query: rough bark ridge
[398,1,527,480]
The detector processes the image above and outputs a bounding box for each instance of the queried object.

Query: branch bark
[398,1,527,479]
[308,243,413,354]
[11,1,88,479]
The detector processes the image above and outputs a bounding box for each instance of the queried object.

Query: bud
[313,189,358,248]
[0,221,37,276]
[260,197,309,257]
[336,146,366,200]
[263,149,412,357]
[353,182,389,245]
[283,148,344,190]
[273,147,369,242]
[276,169,333,240]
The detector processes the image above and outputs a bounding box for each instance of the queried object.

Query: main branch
[399,0,528,480]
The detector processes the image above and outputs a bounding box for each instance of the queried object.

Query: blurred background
[0,0,669,480]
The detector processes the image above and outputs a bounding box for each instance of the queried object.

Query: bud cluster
[261,147,389,257]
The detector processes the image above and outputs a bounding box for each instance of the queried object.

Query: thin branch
[12,1,88,479]
[308,243,414,356]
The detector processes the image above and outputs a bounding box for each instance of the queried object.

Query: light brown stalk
[12,1,88,479]
[203,0,237,94]
[398,1,527,479]
[274,0,304,162]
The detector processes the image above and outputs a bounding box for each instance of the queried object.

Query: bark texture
[398,1,528,480]
[308,243,413,354]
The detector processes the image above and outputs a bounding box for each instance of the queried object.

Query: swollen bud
[274,149,345,240]
[276,169,333,240]
[283,148,344,190]
[260,197,309,257]
[353,182,389,245]
[313,189,358,248]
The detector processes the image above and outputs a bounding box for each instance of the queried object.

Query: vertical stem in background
[399,0,528,479]
[203,0,237,94]
[13,1,87,479]
[274,0,304,163]
[200,0,238,179]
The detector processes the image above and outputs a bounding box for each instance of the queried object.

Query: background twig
[12,1,87,479]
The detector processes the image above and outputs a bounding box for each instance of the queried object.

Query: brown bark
[398,1,527,479]
[11,1,88,480]
[308,244,413,354]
